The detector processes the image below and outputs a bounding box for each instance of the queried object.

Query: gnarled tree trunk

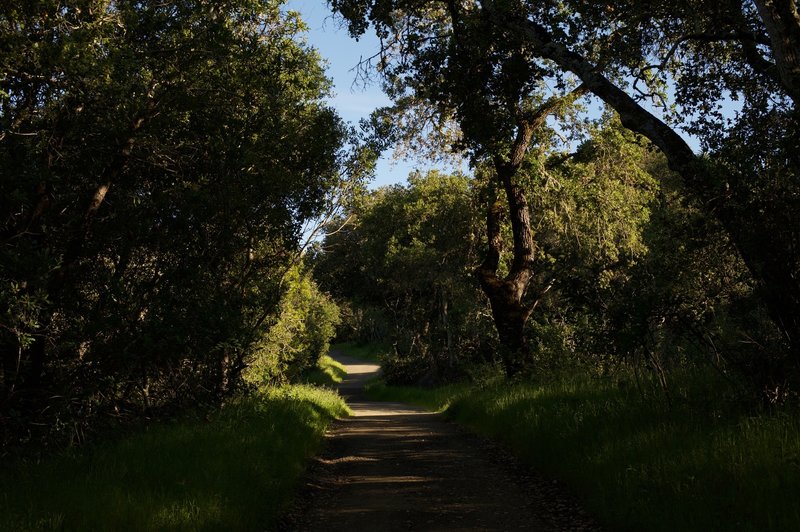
[475,169,535,375]
[474,90,584,375]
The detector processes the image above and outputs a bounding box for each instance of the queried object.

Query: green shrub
[244,266,340,386]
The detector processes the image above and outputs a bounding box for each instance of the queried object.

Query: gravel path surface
[279,352,599,531]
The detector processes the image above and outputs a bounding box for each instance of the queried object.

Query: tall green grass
[367,376,800,531]
[302,354,348,387]
[0,385,349,532]
[365,380,469,411]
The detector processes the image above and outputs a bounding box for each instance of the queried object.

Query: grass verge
[0,385,349,532]
[365,380,469,412]
[302,354,348,387]
[366,376,800,531]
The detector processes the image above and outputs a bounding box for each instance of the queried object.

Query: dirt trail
[280,352,598,531]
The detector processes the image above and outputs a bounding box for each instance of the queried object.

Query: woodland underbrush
[330,341,389,363]
[0,385,348,532]
[366,361,800,531]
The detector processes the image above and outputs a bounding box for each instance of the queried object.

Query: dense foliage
[0,0,354,447]
[3,0,798,461]
[328,0,799,395]
[244,265,341,387]
[317,113,780,400]
[314,170,491,382]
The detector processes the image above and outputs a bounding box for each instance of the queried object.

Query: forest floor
[279,351,598,531]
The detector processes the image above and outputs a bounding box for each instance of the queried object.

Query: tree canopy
[3,0,799,450]
[329,0,800,381]
[0,0,361,446]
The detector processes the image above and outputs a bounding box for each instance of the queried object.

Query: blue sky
[285,0,444,188]
[284,1,714,185]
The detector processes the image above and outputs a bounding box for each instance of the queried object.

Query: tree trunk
[752,0,800,104]
[24,333,46,388]
[0,339,20,398]
[479,277,532,376]
[475,165,535,375]
[441,293,455,369]
[472,89,584,375]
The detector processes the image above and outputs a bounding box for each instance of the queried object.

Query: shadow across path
[281,351,597,531]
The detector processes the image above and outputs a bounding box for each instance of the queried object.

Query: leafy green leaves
[0,0,353,445]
